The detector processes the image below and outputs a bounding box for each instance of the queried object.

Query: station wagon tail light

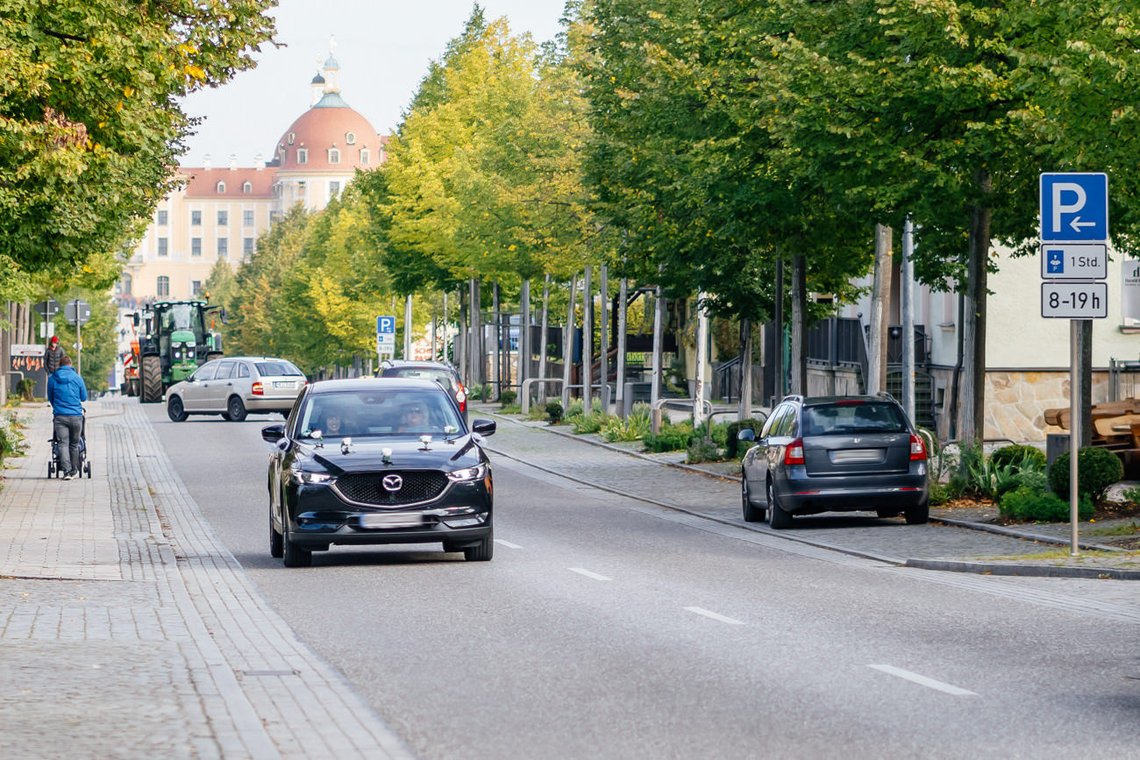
[784,438,805,466]
[456,385,467,413]
[251,381,264,396]
[909,434,927,461]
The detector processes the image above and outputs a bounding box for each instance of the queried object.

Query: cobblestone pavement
[0,400,413,760]
[478,408,1140,582]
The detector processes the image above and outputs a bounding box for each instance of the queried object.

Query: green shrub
[565,398,585,419]
[0,412,26,465]
[500,390,517,406]
[600,403,651,442]
[1014,469,1049,494]
[1048,447,1124,502]
[590,398,604,416]
[643,421,695,452]
[545,400,564,424]
[1123,485,1140,505]
[570,412,607,434]
[499,403,521,414]
[686,438,721,463]
[965,453,1024,500]
[999,486,1093,522]
[468,383,492,401]
[15,378,35,402]
[725,418,766,459]
[928,481,953,505]
[990,444,1046,471]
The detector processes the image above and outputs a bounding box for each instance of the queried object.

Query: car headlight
[448,463,488,482]
[291,463,334,484]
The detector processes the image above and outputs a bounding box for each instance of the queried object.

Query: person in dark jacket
[44,335,66,375]
[47,355,88,480]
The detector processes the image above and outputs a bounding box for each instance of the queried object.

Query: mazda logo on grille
[382,474,403,492]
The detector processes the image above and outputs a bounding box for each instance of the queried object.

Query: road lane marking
[868,664,977,696]
[684,607,744,626]
[494,539,522,549]
[569,567,612,582]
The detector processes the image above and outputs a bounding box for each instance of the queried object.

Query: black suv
[738,394,929,529]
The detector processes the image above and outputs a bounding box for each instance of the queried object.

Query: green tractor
[135,300,225,403]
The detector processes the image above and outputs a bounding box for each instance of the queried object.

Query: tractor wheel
[140,355,164,403]
[127,378,140,397]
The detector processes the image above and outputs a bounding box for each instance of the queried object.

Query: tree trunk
[959,170,992,446]
[616,278,628,416]
[867,224,893,396]
[773,257,784,401]
[739,318,752,420]
[599,265,609,410]
[561,276,577,409]
[790,253,807,395]
[582,266,592,408]
[538,275,550,403]
[520,279,530,388]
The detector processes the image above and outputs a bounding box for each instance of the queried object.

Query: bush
[0,412,26,466]
[686,438,721,463]
[600,403,651,442]
[565,398,585,419]
[928,481,953,505]
[500,390,517,406]
[468,383,492,401]
[570,412,607,434]
[725,418,766,459]
[999,486,1094,522]
[1048,447,1124,502]
[15,378,35,402]
[990,444,1046,470]
[643,421,695,452]
[545,400,564,424]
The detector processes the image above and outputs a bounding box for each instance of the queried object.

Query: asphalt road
[145,404,1139,760]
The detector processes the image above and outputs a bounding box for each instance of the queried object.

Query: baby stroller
[48,412,91,479]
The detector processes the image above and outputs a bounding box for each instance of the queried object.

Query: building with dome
[118,51,385,303]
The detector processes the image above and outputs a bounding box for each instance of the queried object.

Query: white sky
[178,0,569,167]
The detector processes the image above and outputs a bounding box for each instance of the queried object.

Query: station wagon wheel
[904,500,929,525]
[767,480,793,530]
[167,396,188,422]
[226,395,247,422]
[742,477,766,523]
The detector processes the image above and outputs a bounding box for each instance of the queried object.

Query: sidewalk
[476,405,1140,581]
[0,400,412,760]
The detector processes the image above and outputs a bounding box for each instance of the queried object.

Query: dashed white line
[493,539,522,549]
[569,567,612,582]
[684,607,744,625]
[868,664,977,696]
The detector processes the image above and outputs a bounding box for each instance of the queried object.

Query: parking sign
[1040,172,1108,244]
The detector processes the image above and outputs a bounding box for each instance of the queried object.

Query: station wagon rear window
[802,402,907,435]
[256,361,304,377]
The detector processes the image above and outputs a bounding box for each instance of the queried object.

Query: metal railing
[519,378,565,415]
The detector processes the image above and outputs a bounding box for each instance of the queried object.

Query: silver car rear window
[802,402,907,435]
[256,361,303,377]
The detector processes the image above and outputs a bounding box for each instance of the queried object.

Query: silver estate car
[165,356,306,422]
[738,394,929,529]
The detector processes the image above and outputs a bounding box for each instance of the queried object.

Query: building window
[360,148,370,166]
[157,237,168,257]
[243,237,254,257]
[328,147,340,164]
[191,210,202,226]
[346,131,356,145]
[191,280,202,296]
[297,180,307,194]
[191,237,202,257]
[242,181,252,193]
[288,131,296,145]
[243,209,254,227]
[216,181,226,193]
[329,181,341,199]
[297,148,308,165]
[217,238,228,258]
[217,210,228,226]
[157,276,170,297]
[157,210,168,225]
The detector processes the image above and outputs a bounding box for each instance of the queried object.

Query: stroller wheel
[84,462,92,478]
[47,462,54,478]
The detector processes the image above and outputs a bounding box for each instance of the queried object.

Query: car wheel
[220,411,232,421]
[226,395,247,422]
[269,505,284,559]
[167,396,188,422]
[462,530,494,562]
[767,480,793,530]
[281,515,311,567]
[904,500,929,525]
[742,476,766,523]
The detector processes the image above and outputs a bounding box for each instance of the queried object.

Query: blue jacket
[48,365,88,416]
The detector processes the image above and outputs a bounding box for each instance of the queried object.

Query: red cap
[49,336,59,345]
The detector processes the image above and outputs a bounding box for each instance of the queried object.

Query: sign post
[1040,172,1109,556]
[377,315,396,365]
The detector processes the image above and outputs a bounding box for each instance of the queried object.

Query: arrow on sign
[1070,217,1095,232]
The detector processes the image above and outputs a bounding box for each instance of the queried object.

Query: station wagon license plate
[830,449,884,464]
[359,513,424,529]
[274,381,296,389]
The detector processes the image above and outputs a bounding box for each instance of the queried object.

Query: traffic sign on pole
[1041,282,1107,319]
[1040,172,1109,244]
[1040,243,1107,280]
[377,315,396,357]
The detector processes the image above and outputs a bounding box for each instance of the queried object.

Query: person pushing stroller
[48,355,87,480]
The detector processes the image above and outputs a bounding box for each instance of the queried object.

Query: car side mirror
[261,424,285,443]
[737,428,756,442]
[471,419,496,437]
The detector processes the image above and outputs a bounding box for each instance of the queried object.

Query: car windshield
[802,401,908,435]
[383,366,456,389]
[298,389,464,439]
[256,361,304,377]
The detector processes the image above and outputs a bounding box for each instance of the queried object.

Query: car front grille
[333,471,449,506]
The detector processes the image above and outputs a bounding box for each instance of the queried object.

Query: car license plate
[831,449,884,464]
[359,513,423,529]
[274,381,295,389]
